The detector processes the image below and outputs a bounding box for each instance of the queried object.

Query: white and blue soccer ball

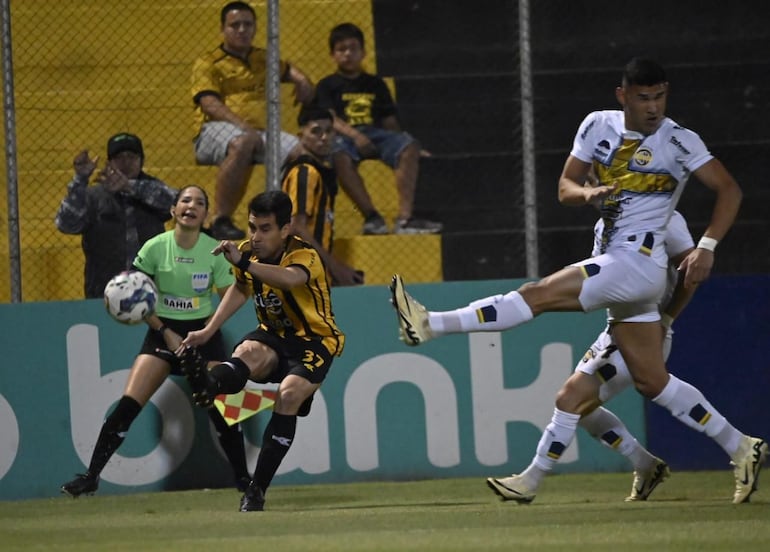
[103,271,158,325]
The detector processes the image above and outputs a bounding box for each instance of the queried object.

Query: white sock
[653,374,743,457]
[580,407,657,472]
[429,291,533,335]
[520,408,581,489]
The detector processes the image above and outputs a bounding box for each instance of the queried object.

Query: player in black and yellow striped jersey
[180,190,344,512]
[282,106,364,286]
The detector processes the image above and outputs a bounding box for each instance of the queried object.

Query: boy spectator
[282,106,364,286]
[315,23,442,235]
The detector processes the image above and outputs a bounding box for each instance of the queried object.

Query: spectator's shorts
[333,125,416,168]
[194,121,298,165]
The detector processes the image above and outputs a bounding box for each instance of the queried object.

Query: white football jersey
[572,110,711,260]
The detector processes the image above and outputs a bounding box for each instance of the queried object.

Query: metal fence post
[1,0,21,302]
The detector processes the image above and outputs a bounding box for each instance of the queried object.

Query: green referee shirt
[134,230,234,320]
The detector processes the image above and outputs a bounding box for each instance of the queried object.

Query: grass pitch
[2,471,769,551]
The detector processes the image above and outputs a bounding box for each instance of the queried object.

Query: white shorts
[576,326,673,403]
[194,121,298,166]
[570,235,667,323]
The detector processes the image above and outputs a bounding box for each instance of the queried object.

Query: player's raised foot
[731,436,768,504]
[61,472,99,497]
[486,474,536,504]
[178,346,216,407]
[389,274,433,346]
[239,483,265,512]
[625,457,670,502]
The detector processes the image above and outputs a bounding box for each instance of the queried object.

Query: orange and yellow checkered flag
[214,387,277,426]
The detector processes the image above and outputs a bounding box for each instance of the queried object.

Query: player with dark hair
[487,211,695,503]
[392,57,767,504]
[180,190,345,511]
[281,106,363,286]
[61,185,250,497]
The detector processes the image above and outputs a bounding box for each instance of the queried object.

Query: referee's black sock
[253,412,297,493]
[209,357,250,394]
[87,395,142,477]
[208,409,249,482]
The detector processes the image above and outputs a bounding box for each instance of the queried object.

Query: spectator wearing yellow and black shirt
[282,106,364,286]
[191,1,314,241]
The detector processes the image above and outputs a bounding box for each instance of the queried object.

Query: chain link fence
[2,0,769,302]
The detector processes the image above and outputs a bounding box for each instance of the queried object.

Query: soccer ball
[103,271,158,325]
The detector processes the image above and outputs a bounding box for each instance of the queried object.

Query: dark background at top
[371,0,770,279]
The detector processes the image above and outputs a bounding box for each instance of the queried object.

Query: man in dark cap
[56,132,178,298]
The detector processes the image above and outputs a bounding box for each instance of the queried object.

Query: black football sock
[209,357,250,394]
[253,412,297,493]
[87,395,142,477]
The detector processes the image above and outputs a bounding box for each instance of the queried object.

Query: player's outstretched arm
[678,158,742,288]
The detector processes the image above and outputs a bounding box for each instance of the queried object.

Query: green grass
[2,471,769,551]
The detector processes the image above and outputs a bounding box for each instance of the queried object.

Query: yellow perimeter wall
[1,1,437,302]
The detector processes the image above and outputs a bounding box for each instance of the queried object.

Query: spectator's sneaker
[362,214,389,235]
[732,436,768,503]
[394,217,443,235]
[625,458,670,502]
[486,475,536,504]
[210,216,246,240]
[178,346,216,407]
[61,472,99,497]
[239,484,265,512]
[389,275,433,346]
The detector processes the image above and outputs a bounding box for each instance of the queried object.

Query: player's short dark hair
[297,106,333,127]
[221,1,255,25]
[622,57,667,87]
[249,190,292,228]
[329,22,364,52]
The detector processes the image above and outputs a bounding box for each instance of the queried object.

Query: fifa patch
[192,272,210,293]
[475,305,498,323]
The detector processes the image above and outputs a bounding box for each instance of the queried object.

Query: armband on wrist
[236,252,251,271]
[697,236,718,252]
[660,314,674,329]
